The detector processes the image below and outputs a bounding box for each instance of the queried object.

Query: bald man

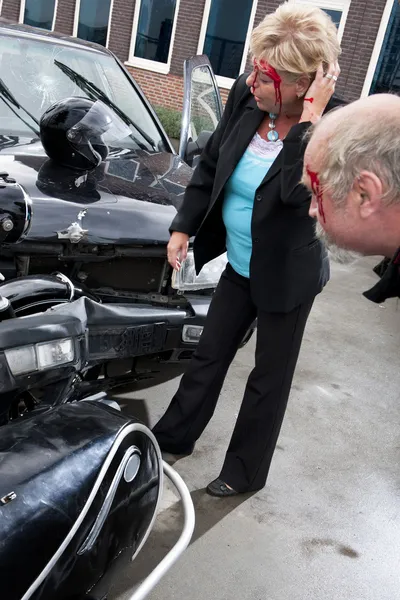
[303,93,400,303]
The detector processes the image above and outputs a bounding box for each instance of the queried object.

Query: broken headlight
[171,250,227,292]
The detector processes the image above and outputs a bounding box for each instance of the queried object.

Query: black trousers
[153,264,313,492]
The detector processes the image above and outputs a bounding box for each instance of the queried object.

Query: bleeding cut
[252,58,282,110]
[306,166,326,223]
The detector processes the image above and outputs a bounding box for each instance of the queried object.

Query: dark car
[0,21,254,392]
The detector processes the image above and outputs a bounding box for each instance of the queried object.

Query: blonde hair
[250,2,341,80]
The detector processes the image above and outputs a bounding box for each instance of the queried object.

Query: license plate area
[89,323,166,359]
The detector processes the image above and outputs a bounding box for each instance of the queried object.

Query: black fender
[0,273,97,315]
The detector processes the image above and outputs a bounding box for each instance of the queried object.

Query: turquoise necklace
[267,112,279,142]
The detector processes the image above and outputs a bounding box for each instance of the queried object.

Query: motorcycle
[0,282,195,600]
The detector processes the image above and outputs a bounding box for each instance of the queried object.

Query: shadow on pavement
[109,487,254,599]
[111,395,152,427]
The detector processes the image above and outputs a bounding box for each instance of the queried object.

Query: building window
[203,0,253,79]
[288,0,350,41]
[323,8,342,28]
[369,0,400,94]
[74,0,112,47]
[198,0,258,88]
[20,0,57,30]
[128,0,180,74]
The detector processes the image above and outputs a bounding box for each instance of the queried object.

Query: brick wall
[107,0,137,62]
[127,67,184,110]
[53,0,75,35]
[170,0,207,76]
[127,66,229,112]
[1,0,21,21]
[0,0,391,108]
[335,0,387,101]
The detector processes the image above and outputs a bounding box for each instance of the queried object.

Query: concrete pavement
[110,256,400,600]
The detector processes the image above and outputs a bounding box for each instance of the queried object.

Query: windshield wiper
[0,77,40,137]
[53,59,157,152]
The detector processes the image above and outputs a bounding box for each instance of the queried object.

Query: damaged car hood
[0,139,193,245]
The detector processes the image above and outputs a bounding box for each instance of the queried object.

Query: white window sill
[215,75,237,90]
[125,58,170,75]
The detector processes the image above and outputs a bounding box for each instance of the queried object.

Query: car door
[179,55,223,168]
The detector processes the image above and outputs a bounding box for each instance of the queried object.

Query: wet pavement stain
[303,538,360,559]
[339,545,360,559]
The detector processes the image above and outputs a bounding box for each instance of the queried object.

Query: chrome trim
[78,446,141,555]
[128,461,195,600]
[1,491,17,505]
[20,423,164,600]
[14,299,67,315]
[19,183,33,242]
[124,453,141,483]
[55,272,75,301]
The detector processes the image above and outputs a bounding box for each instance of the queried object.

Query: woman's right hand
[167,232,189,270]
[300,62,340,124]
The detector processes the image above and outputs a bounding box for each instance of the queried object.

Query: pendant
[267,112,279,142]
[267,130,279,142]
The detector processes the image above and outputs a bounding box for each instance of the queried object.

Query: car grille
[82,257,167,293]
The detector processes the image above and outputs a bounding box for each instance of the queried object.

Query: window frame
[126,0,181,75]
[288,0,350,42]
[361,0,396,96]
[196,0,259,90]
[73,0,115,48]
[19,0,59,31]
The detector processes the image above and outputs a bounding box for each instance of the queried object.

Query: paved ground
[110,257,400,600]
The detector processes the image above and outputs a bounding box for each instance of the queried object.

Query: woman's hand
[167,232,189,270]
[300,62,340,124]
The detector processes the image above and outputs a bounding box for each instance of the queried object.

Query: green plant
[154,105,215,141]
[192,114,214,135]
[154,105,181,139]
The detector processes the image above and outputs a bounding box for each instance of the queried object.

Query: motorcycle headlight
[5,338,75,376]
[171,251,227,292]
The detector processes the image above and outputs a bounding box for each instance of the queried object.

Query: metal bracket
[57,209,88,243]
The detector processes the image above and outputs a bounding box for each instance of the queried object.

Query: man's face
[304,136,368,257]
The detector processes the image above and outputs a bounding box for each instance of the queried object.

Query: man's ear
[353,171,384,219]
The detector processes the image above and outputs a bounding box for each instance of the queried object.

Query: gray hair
[310,95,400,205]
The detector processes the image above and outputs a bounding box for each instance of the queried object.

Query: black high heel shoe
[206,478,238,497]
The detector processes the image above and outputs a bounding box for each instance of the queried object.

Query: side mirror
[184,131,213,167]
[179,55,223,166]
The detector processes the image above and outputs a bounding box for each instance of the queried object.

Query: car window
[0,32,167,151]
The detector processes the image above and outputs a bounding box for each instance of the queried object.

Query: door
[179,55,223,167]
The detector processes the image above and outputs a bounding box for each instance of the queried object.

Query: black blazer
[171,74,344,313]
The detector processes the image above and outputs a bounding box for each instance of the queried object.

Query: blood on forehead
[253,58,282,110]
[306,165,326,223]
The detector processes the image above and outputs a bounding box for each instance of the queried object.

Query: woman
[153,3,342,496]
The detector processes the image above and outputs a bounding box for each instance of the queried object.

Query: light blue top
[222,133,282,278]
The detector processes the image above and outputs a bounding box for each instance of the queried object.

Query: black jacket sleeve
[279,121,311,208]
[170,75,246,236]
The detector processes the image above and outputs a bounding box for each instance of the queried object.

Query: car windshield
[0,31,168,152]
